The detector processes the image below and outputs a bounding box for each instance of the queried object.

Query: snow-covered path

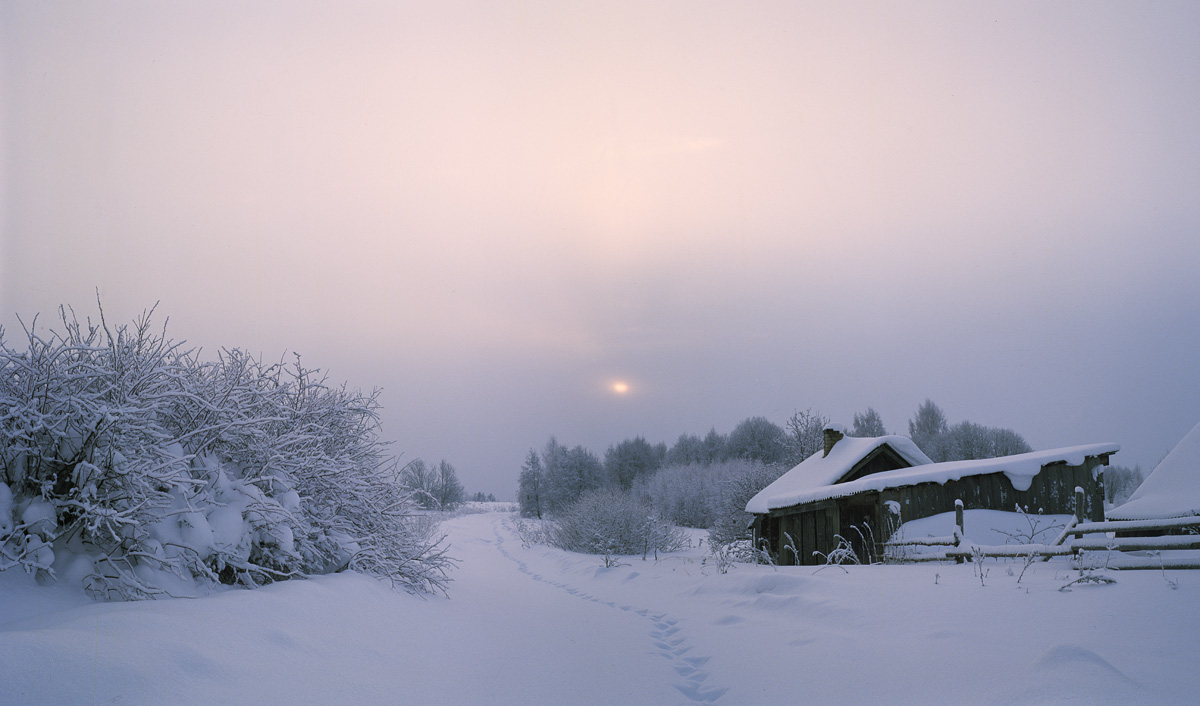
[3,509,1200,705]
[487,518,728,703]
[0,511,698,705]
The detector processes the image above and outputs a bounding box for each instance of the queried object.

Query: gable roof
[1108,420,1200,520]
[770,443,1119,510]
[745,435,932,514]
[747,436,1119,514]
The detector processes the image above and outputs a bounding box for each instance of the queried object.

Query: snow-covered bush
[634,463,721,528]
[635,461,726,528]
[638,458,786,533]
[511,516,549,548]
[0,304,450,599]
[707,461,788,548]
[547,489,687,557]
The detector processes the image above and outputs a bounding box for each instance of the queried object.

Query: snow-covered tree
[399,458,463,510]
[908,399,950,459]
[665,433,705,466]
[938,421,1031,461]
[708,461,788,548]
[726,416,788,465]
[635,458,773,530]
[782,408,829,466]
[635,463,715,528]
[431,460,465,510]
[400,459,438,509]
[604,436,663,490]
[939,420,991,461]
[538,438,604,516]
[517,449,544,519]
[851,408,887,437]
[907,400,1031,463]
[984,426,1033,457]
[1104,464,1144,506]
[701,428,727,464]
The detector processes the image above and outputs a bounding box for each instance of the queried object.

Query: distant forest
[517,401,1145,551]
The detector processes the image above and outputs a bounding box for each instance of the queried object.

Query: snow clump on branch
[0,303,451,599]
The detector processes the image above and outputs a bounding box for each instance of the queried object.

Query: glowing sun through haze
[2,1,1200,498]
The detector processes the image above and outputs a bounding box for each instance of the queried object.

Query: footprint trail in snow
[493,519,729,704]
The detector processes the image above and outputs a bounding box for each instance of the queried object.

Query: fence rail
[1074,516,1200,534]
[886,489,1200,570]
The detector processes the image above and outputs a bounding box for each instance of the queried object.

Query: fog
[4,2,1199,496]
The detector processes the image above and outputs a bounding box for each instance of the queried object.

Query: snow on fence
[886,488,1200,570]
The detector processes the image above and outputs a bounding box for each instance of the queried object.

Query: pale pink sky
[4,2,1200,495]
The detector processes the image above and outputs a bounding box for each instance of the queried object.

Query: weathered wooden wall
[880,458,1106,529]
[755,456,1109,565]
[763,501,839,566]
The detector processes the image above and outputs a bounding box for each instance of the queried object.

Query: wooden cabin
[747,427,1118,566]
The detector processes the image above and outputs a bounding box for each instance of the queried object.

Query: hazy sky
[4,2,1200,496]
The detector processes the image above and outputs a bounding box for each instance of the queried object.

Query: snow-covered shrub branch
[707,461,788,548]
[0,303,450,599]
[547,489,687,557]
[635,459,777,530]
[633,462,720,528]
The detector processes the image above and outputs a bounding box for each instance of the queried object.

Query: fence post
[954,499,965,564]
[1074,486,1085,541]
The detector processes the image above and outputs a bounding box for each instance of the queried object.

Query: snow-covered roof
[747,438,1119,514]
[1108,420,1200,520]
[745,435,933,514]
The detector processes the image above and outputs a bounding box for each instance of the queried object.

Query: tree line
[396,457,499,510]
[398,458,466,510]
[518,401,1049,549]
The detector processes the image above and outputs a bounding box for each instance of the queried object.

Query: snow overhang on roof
[748,441,1119,514]
[745,435,933,515]
[1109,420,1200,521]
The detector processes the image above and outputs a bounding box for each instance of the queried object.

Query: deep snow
[1110,419,1200,520]
[3,509,1199,705]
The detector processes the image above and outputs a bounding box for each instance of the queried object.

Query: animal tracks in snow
[494,520,729,704]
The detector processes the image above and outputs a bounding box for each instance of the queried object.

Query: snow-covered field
[3,509,1198,705]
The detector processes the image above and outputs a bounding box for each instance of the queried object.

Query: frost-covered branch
[0,302,451,599]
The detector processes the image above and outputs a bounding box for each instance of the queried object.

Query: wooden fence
[886,490,1200,570]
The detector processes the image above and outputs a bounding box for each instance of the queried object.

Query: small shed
[1108,419,1200,522]
[747,427,1118,565]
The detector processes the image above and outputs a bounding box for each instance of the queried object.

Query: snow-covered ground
[3,509,1198,705]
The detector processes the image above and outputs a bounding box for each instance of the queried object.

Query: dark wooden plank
[800,511,816,565]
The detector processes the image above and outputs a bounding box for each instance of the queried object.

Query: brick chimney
[823,424,845,457]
